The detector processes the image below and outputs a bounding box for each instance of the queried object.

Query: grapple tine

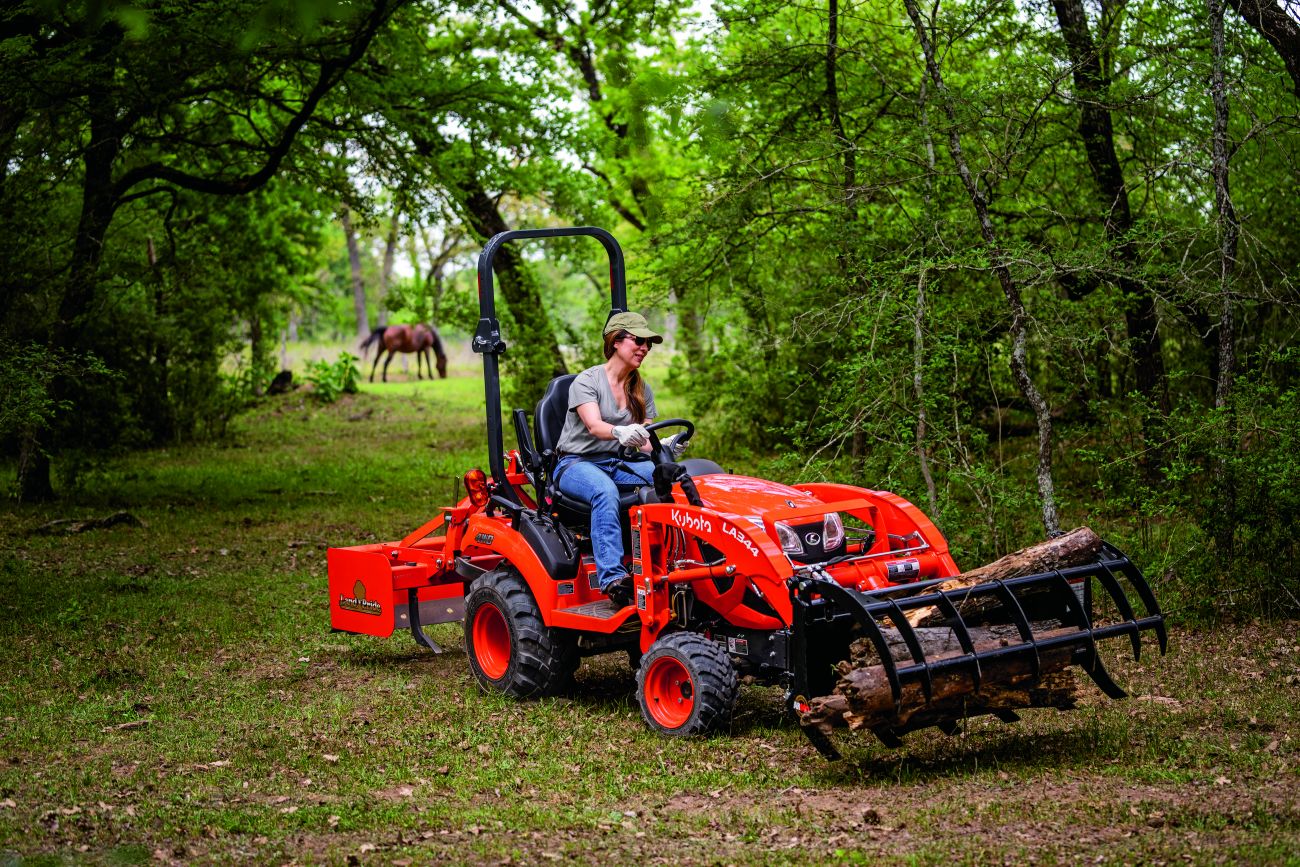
[1093,561,1143,661]
[1107,546,1169,654]
[1079,651,1128,699]
[858,612,905,712]
[873,727,905,748]
[932,590,983,693]
[884,599,934,703]
[987,580,1042,684]
[1048,569,1101,668]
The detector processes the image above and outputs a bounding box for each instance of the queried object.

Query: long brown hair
[603,331,647,422]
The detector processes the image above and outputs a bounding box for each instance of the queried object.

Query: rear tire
[636,632,738,735]
[464,567,576,698]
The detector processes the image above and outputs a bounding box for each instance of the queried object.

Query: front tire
[464,567,576,698]
[636,632,738,735]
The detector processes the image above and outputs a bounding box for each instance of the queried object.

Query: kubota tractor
[328,227,1167,757]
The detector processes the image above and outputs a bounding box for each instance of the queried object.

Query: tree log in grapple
[803,624,1082,738]
[905,527,1104,627]
[794,528,1167,752]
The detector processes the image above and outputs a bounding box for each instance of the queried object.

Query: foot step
[565,599,629,619]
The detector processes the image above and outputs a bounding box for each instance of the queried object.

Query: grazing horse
[359,323,448,383]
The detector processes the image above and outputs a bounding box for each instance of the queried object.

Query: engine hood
[690,473,827,522]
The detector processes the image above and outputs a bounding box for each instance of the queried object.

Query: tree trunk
[378,208,400,328]
[1226,0,1300,99]
[906,526,1103,626]
[454,182,569,403]
[249,313,266,398]
[1210,0,1240,568]
[804,624,1082,734]
[342,207,368,341]
[904,0,1061,536]
[17,431,55,502]
[1052,0,1168,434]
[914,77,940,517]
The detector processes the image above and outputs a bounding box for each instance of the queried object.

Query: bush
[305,353,360,403]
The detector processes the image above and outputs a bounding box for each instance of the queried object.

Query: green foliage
[305,353,361,403]
[1148,351,1300,619]
[0,342,109,443]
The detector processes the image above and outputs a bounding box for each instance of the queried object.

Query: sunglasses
[618,332,652,347]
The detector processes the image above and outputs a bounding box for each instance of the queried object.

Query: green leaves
[305,353,361,403]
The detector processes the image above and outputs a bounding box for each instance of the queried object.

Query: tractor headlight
[773,521,805,556]
[748,516,806,555]
[824,512,845,550]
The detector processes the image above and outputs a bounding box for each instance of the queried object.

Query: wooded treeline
[2,0,1296,617]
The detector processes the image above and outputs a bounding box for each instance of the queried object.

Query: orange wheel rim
[473,602,510,680]
[644,655,695,729]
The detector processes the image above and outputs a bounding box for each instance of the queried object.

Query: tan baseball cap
[603,311,663,344]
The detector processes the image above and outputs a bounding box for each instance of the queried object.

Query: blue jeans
[554,455,655,590]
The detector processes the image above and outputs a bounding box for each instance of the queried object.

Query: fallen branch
[34,511,144,535]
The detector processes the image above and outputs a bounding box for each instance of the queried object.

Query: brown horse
[359,323,448,382]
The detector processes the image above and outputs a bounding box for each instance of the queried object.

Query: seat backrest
[534,374,577,455]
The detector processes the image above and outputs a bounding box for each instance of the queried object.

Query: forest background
[1,0,1297,621]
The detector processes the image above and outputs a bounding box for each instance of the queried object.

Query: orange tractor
[328,227,1166,756]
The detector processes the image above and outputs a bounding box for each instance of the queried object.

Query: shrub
[305,353,360,403]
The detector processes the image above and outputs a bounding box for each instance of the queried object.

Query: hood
[691,473,825,522]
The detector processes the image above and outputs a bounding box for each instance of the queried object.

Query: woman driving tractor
[552,311,686,608]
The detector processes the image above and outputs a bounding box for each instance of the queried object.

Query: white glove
[662,433,690,458]
[611,423,649,448]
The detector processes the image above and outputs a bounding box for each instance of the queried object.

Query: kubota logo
[339,580,382,616]
[804,532,821,546]
[670,510,712,534]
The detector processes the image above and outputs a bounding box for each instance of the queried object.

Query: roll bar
[472,226,628,494]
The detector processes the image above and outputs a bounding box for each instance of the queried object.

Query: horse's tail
[358,326,386,358]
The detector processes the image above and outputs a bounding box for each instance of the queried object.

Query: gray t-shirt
[555,365,657,456]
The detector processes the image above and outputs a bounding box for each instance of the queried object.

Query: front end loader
[328,226,1168,757]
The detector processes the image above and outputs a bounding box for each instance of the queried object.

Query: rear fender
[463,514,569,624]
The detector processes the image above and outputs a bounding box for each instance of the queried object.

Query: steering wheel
[615,418,695,464]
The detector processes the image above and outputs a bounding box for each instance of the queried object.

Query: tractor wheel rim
[473,602,510,680]
[644,655,695,729]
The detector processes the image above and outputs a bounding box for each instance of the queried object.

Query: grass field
[1,364,1297,865]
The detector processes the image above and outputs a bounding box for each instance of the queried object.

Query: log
[804,669,1080,735]
[801,623,1084,735]
[906,527,1103,627]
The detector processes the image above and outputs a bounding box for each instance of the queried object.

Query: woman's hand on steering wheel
[616,418,695,464]
[611,423,650,449]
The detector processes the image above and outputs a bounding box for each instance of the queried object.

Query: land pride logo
[339,580,382,616]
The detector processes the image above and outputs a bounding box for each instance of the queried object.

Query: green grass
[1,366,1297,864]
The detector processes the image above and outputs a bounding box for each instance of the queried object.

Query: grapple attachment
[791,543,1167,759]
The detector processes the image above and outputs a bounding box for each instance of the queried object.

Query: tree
[1,0,405,499]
